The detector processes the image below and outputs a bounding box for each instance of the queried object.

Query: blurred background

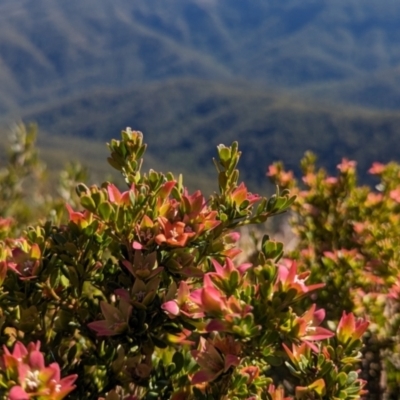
[1,0,400,191]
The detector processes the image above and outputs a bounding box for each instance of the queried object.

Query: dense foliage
[268,153,400,399]
[0,126,369,399]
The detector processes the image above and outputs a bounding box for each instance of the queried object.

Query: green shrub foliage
[0,128,368,399]
[268,152,400,398]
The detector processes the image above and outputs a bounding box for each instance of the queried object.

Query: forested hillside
[1,0,400,185]
[22,79,400,187]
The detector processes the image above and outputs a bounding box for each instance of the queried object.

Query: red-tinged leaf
[107,184,122,204]
[191,370,216,385]
[158,181,176,200]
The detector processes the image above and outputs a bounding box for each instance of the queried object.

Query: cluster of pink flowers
[1,341,77,399]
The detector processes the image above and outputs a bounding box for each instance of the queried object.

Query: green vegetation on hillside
[1,0,400,116]
[18,78,400,189]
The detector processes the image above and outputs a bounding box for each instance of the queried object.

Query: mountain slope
[21,78,400,186]
[1,0,400,116]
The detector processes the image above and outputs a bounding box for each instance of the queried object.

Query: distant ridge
[2,0,400,187]
[1,0,400,115]
[21,78,400,187]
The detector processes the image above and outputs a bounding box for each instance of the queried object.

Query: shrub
[268,152,400,398]
[0,128,367,399]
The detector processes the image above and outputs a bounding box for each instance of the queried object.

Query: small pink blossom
[180,190,221,235]
[155,217,196,247]
[366,192,383,205]
[337,158,356,173]
[161,281,204,319]
[388,276,400,301]
[390,188,400,203]
[267,384,291,400]
[190,275,226,315]
[337,311,369,345]
[208,258,252,291]
[293,304,334,343]
[2,341,77,399]
[302,172,316,186]
[65,203,93,228]
[230,182,261,208]
[276,260,324,300]
[191,336,240,384]
[88,299,132,336]
[6,240,41,280]
[283,342,312,366]
[240,366,260,385]
[324,176,338,185]
[0,217,13,233]
[368,162,385,175]
[107,183,135,206]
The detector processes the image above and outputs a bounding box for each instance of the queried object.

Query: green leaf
[80,195,97,213]
[107,156,122,171]
[151,335,168,349]
[67,267,80,289]
[337,372,347,387]
[218,171,228,190]
[67,345,78,364]
[98,201,113,221]
[265,355,283,366]
[346,371,358,384]
[217,145,231,164]
[136,143,147,159]
[172,351,185,374]
[76,183,89,196]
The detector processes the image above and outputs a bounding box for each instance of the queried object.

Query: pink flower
[107,183,135,206]
[267,384,291,400]
[211,258,251,279]
[276,260,324,300]
[190,274,228,316]
[88,299,132,336]
[368,162,385,175]
[155,217,196,247]
[325,176,338,185]
[390,188,400,203]
[283,342,311,366]
[240,365,260,385]
[208,258,252,293]
[302,172,316,186]
[337,158,356,173]
[6,240,41,280]
[267,165,294,186]
[230,182,261,209]
[191,337,240,384]
[157,181,176,203]
[0,217,13,233]
[388,276,400,301]
[336,311,369,345]
[181,190,206,219]
[366,192,383,205]
[161,281,204,319]
[180,190,221,235]
[65,204,93,228]
[293,304,334,343]
[2,341,77,399]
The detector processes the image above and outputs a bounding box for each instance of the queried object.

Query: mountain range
[1,0,400,186]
